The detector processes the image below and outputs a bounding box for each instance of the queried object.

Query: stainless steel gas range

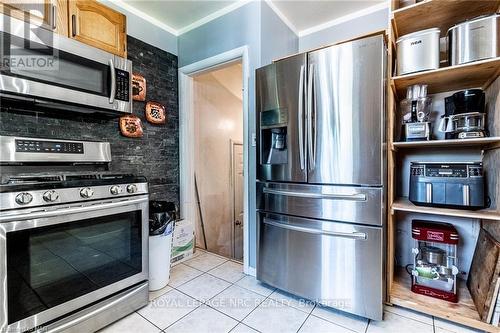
[0,136,149,333]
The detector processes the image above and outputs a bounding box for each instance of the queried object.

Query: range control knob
[15,192,33,205]
[126,184,138,194]
[80,187,94,199]
[43,190,59,202]
[110,185,123,195]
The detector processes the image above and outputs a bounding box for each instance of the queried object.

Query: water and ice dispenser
[260,109,288,165]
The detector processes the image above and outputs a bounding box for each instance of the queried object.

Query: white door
[232,142,244,261]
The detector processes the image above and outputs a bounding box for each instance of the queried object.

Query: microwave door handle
[298,65,305,170]
[109,59,116,104]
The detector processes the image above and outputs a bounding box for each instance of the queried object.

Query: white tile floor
[101,249,484,333]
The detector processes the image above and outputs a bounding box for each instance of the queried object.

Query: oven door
[0,195,148,332]
[0,14,131,114]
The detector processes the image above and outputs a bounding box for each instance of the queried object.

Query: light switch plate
[251,133,257,147]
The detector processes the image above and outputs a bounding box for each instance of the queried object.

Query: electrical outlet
[251,133,257,147]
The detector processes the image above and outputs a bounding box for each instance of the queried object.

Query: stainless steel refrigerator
[256,34,386,320]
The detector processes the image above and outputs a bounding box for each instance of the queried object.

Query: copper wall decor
[132,74,146,101]
[145,101,166,124]
[119,115,143,138]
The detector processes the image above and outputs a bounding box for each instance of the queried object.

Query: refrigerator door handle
[263,217,367,240]
[307,63,315,170]
[262,187,367,201]
[298,65,305,170]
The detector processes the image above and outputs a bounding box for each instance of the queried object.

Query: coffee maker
[400,85,432,141]
[439,89,487,139]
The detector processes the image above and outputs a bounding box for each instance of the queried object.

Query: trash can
[148,201,176,291]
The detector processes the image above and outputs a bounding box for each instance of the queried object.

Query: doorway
[178,46,250,271]
[192,61,244,260]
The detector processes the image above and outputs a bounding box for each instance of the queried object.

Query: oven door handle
[109,58,116,104]
[0,197,148,223]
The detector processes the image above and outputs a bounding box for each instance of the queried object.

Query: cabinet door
[1,0,54,30]
[0,0,68,35]
[68,0,126,57]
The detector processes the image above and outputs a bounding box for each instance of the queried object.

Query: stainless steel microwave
[0,14,132,115]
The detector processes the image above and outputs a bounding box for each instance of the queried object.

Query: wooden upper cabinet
[68,0,126,57]
[0,0,57,31]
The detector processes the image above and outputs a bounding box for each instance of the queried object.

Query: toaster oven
[409,162,485,210]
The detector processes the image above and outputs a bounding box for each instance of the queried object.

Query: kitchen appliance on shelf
[0,136,149,333]
[256,34,386,321]
[409,162,485,210]
[448,14,500,66]
[396,28,440,75]
[411,220,459,303]
[0,14,132,115]
[399,84,432,141]
[439,89,487,139]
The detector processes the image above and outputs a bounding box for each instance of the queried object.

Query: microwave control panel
[115,69,130,102]
[15,139,84,154]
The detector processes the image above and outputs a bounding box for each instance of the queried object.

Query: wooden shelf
[390,268,496,332]
[392,137,500,150]
[392,57,500,99]
[392,0,500,39]
[391,197,500,220]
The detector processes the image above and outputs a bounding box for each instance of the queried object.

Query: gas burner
[0,136,148,211]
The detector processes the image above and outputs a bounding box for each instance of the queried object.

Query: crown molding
[111,0,179,36]
[111,0,388,40]
[298,1,389,37]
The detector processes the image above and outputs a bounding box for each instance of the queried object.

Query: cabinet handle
[51,5,56,30]
[71,14,77,37]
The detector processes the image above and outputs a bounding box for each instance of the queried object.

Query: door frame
[178,46,251,274]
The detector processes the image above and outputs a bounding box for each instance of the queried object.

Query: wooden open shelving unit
[391,267,495,331]
[386,1,500,332]
[392,137,500,150]
[392,0,500,38]
[392,197,500,221]
[392,57,500,99]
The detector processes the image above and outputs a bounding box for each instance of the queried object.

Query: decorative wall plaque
[145,101,166,124]
[119,115,143,138]
[132,74,146,101]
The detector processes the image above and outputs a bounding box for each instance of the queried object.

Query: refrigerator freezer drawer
[257,182,384,226]
[257,212,383,320]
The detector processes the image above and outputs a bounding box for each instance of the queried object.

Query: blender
[400,84,432,141]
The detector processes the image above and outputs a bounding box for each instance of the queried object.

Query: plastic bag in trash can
[149,201,177,236]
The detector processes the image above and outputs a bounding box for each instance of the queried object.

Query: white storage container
[149,225,173,291]
[396,28,440,75]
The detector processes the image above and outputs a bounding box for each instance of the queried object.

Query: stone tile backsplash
[0,36,179,204]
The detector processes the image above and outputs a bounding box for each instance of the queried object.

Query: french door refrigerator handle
[262,187,367,201]
[263,217,367,240]
[307,64,315,170]
[109,59,116,103]
[298,65,305,170]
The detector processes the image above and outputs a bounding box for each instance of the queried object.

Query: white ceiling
[271,0,385,32]
[120,0,387,36]
[124,1,235,31]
